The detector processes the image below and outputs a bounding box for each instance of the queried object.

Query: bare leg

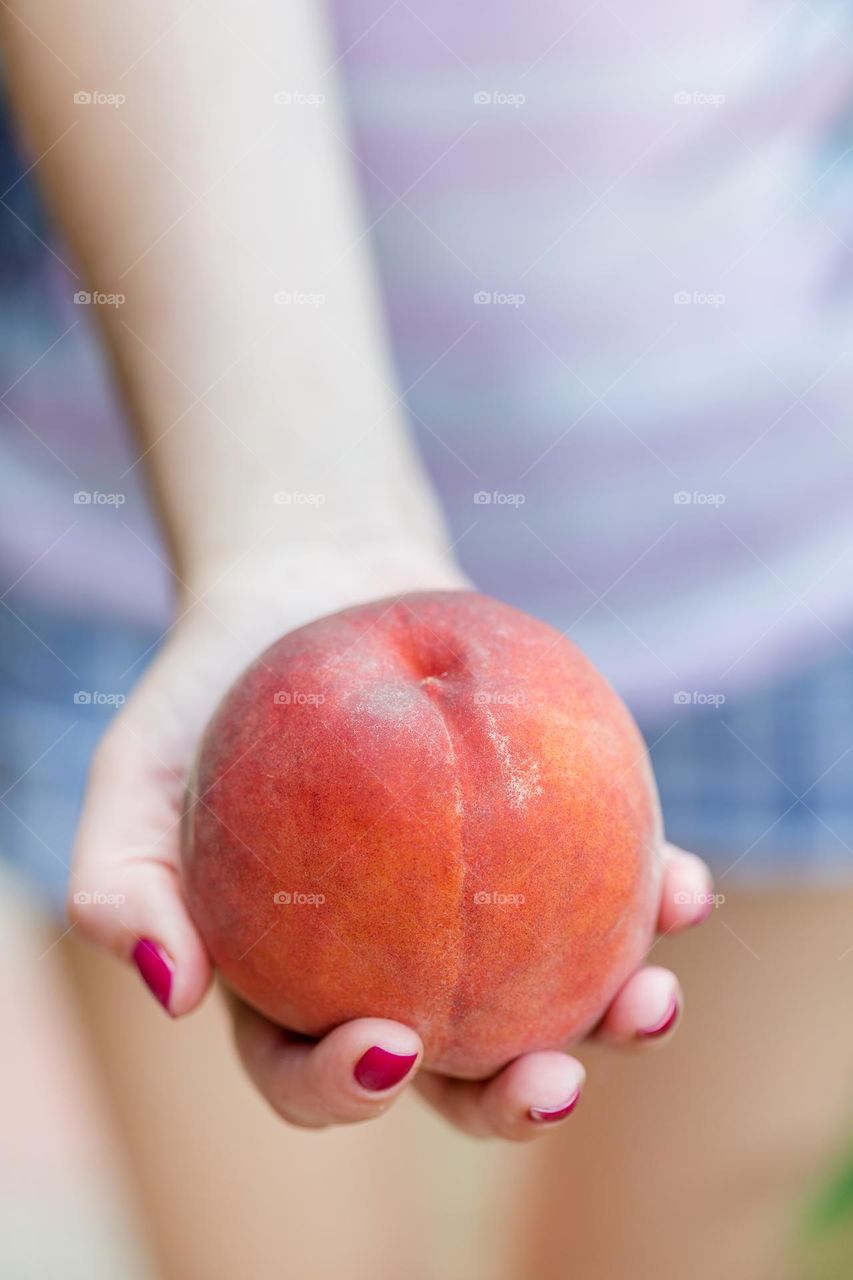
[63,886,844,1280]
[62,933,524,1280]
[0,867,154,1279]
[511,888,853,1280]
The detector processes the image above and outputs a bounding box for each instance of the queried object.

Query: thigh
[65,887,853,1280]
[0,869,156,1278]
[62,933,525,1280]
[510,888,853,1280]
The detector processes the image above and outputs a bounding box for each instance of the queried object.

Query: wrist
[178,537,470,629]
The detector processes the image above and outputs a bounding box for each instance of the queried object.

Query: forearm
[0,1,453,590]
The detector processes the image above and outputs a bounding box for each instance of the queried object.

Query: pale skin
[1,0,713,1139]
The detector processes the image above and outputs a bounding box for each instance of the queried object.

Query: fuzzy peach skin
[181,591,663,1079]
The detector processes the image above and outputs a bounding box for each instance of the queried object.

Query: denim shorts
[645,642,853,885]
[2,597,851,916]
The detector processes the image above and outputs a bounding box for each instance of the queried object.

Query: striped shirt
[3,0,853,722]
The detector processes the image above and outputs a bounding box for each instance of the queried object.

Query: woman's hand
[414,841,712,1138]
[69,545,713,1141]
[232,833,709,1141]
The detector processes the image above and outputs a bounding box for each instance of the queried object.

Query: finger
[416,1052,585,1141]
[229,1001,422,1128]
[594,964,682,1046]
[68,723,213,1017]
[658,842,715,934]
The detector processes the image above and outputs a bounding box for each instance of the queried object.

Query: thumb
[68,724,213,1016]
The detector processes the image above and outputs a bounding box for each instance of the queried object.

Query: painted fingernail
[132,938,174,1014]
[354,1046,418,1092]
[637,995,679,1040]
[529,1086,581,1123]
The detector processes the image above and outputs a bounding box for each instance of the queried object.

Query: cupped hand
[69,547,713,1140]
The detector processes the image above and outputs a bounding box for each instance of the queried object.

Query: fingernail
[354,1046,418,1092]
[529,1086,581,1123]
[637,995,679,1040]
[132,938,174,1014]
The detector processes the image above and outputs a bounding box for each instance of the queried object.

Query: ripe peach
[182,591,662,1078]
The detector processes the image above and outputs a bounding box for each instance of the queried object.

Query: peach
[182,591,662,1078]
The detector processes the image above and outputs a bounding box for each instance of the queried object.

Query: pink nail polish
[354,1046,418,1091]
[637,996,679,1040]
[133,938,174,1014]
[529,1087,581,1123]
